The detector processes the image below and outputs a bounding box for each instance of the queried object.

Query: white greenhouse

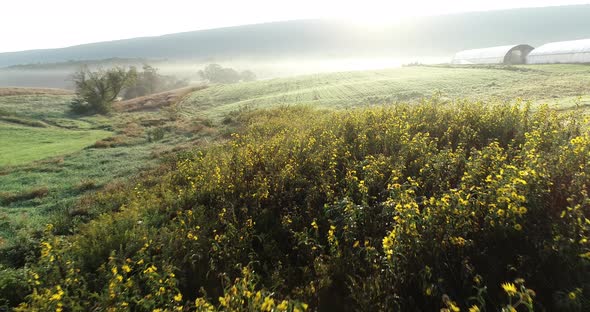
[452,44,534,65]
[526,39,590,64]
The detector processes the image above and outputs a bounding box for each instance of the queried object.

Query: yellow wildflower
[51,286,64,300]
[261,296,275,311]
[219,296,227,307]
[40,242,52,257]
[50,292,63,301]
[277,300,289,311]
[449,302,460,312]
[568,291,577,300]
[174,293,183,302]
[196,297,213,309]
[502,282,518,296]
[143,265,157,274]
[383,236,393,250]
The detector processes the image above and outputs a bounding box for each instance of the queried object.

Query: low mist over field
[0,56,448,89]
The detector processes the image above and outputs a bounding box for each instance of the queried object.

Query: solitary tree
[123,65,188,100]
[70,66,134,114]
[240,70,257,82]
[198,64,223,82]
[198,64,250,84]
[140,64,159,94]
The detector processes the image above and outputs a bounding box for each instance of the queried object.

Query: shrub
[71,66,134,115]
[69,98,93,115]
[14,100,590,311]
[0,266,29,309]
[90,136,126,149]
[123,65,189,100]
[146,127,166,142]
[198,64,257,84]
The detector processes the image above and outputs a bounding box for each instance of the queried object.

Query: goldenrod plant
[13,99,590,310]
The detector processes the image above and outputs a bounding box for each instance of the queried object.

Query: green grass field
[0,91,216,239]
[0,122,111,166]
[180,64,590,119]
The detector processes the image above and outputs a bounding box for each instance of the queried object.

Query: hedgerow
[14,99,590,311]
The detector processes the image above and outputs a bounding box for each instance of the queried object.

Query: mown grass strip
[0,122,112,166]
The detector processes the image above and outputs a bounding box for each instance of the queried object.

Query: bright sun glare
[0,0,588,52]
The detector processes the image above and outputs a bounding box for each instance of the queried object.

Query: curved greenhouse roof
[527,39,590,64]
[452,44,534,65]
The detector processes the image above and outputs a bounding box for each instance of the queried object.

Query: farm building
[452,44,534,65]
[527,39,590,64]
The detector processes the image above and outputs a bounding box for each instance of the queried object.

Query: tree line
[70,64,256,115]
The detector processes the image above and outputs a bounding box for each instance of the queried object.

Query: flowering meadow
[8,98,590,311]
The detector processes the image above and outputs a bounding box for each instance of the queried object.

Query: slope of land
[114,85,206,112]
[180,64,590,119]
[1,64,590,310]
[0,88,215,239]
[1,64,589,238]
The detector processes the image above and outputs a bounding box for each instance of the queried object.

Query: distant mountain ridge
[1,5,590,67]
[2,58,161,70]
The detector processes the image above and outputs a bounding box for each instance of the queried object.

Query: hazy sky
[1,0,589,53]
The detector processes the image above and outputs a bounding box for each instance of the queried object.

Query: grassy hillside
[1,64,589,236]
[0,89,216,240]
[1,64,590,310]
[181,64,590,120]
[2,5,590,68]
[0,92,111,166]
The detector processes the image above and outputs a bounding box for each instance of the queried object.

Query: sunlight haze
[1,0,589,52]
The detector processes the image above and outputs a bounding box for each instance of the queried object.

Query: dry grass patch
[90,136,128,148]
[0,187,49,205]
[114,86,207,112]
